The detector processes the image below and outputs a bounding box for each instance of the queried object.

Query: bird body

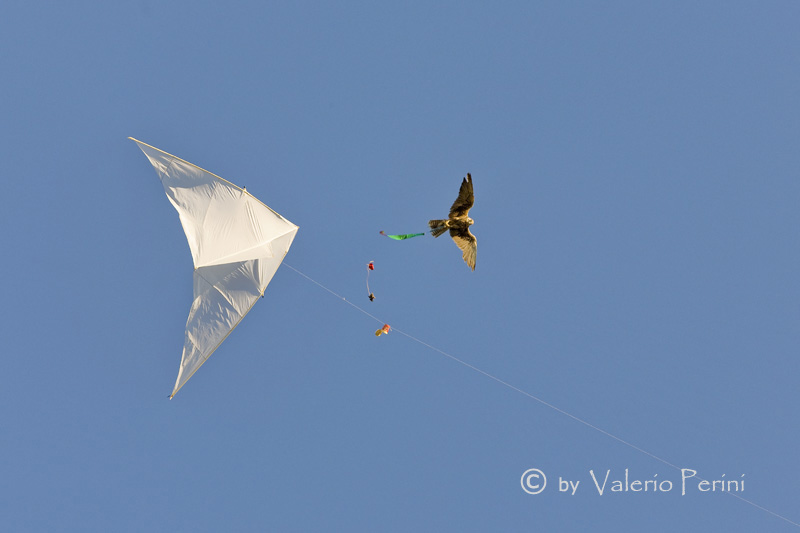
[428,217,474,237]
[428,174,477,270]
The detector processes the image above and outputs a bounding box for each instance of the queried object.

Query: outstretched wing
[450,227,477,271]
[449,173,474,218]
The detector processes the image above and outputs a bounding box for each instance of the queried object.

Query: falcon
[429,173,477,270]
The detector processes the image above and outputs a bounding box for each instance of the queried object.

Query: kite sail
[130,138,299,398]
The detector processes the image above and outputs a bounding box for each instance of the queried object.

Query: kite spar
[130,138,299,398]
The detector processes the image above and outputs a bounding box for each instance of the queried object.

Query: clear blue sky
[2,1,799,531]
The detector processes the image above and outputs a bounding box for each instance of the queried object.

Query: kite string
[283,263,384,324]
[282,262,800,529]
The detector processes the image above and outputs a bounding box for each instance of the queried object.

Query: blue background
[2,1,799,531]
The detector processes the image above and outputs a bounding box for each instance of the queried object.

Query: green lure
[380,231,425,240]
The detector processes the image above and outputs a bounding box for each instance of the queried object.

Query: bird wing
[449,173,474,218]
[450,228,477,271]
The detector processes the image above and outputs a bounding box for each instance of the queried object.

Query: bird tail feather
[428,220,448,237]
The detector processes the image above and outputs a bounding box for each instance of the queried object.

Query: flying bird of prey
[429,173,477,270]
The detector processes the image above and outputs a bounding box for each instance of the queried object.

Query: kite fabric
[380,231,425,240]
[375,324,391,337]
[130,138,299,398]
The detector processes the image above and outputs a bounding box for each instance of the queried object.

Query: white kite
[130,138,299,398]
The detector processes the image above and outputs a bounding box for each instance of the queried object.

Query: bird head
[466,217,474,225]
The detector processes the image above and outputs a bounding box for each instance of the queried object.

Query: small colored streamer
[380,231,425,240]
[366,261,375,301]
